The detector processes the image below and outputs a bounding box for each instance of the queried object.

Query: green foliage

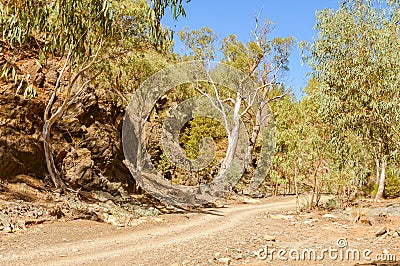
[118,0,186,52]
[384,169,400,198]
[0,62,17,82]
[0,0,115,60]
[306,0,400,153]
[148,115,227,186]
[325,198,338,210]
[221,34,254,71]
[303,0,400,199]
[154,153,172,177]
[0,0,186,56]
[271,79,329,195]
[179,27,218,60]
[369,169,400,198]
[94,40,171,106]
[146,0,186,49]
[179,117,226,160]
[220,26,295,77]
[370,183,379,197]
[149,0,189,19]
[23,83,36,99]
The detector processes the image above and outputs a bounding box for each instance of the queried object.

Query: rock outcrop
[0,48,134,193]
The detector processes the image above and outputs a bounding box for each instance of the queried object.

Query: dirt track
[0,196,399,266]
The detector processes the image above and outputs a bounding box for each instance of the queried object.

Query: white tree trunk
[294,165,299,213]
[219,121,240,174]
[375,158,380,184]
[219,91,242,175]
[309,160,322,210]
[43,120,65,191]
[375,157,386,202]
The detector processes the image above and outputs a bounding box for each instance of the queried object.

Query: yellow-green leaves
[179,27,218,61]
[305,0,400,198]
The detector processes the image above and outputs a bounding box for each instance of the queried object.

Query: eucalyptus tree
[303,0,400,201]
[179,18,295,190]
[271,78,330,209]
[217,19,295,188]
[0,0,189,191]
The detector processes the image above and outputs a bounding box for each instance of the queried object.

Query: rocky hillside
[0,45,135,194]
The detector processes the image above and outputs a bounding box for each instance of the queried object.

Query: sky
[162,0,341,98]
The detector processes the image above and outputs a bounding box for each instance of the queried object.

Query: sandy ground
[0,196,399,266]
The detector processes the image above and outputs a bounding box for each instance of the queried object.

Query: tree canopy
[303,0,400,201]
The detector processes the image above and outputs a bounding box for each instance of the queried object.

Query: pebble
[263,234,276,241]
[269,214,293,220]
[216,257,231,264]
[322,214,337,219]
[2,226,13,233]
[374,227,387,237]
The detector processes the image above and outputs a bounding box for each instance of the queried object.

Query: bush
[325,198,338,210]
[370,183,379,198]
[384,169,400,199]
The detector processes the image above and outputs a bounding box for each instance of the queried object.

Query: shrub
[384,169,400,199]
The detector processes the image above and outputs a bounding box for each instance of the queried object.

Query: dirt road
[0,197,296,265]
[0,196,399,266]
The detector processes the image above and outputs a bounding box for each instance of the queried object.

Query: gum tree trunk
[375,157,386,202]
[43,120,66,191]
